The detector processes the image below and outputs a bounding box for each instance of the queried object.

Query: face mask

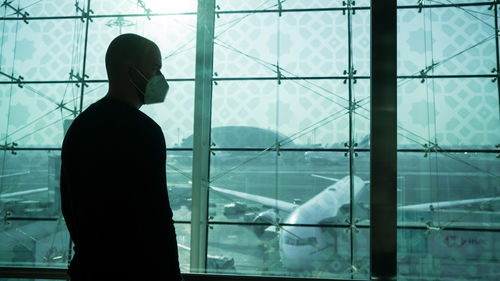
[130,67,169,104]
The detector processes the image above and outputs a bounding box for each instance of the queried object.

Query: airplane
[209,174,500,273]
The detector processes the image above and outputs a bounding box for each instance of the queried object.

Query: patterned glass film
[0,0,499,280]
[396,1,500,280]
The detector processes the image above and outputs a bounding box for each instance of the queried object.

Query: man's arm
[127,123,182,279]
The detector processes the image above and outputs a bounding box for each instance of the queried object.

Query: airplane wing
[0,171,30,178]
[0,187,49,199]
[210,185,296,213]
[398,197,500,212]
[311,174,340,182]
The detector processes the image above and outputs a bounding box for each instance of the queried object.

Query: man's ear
[123,61,134,74]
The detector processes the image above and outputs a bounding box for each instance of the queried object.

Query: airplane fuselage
[279,176,366,270]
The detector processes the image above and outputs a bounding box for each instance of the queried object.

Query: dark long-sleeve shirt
[60,96,182,280]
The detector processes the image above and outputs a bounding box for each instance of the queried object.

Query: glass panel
[0,85,11,142]
[398,228,500,280]
[397,78,500,147]
[207,224,357,278]
[279,11,347,77]
[22,0,77,17]
[80,82,108,111]
[85,15,197,80]
[208,149,371,277]
[352,79,370,141]
[0,150,62,218]
[397,4,496,76]
[211,80,349,148]
[397,150,500,279]
[213,13,277,78]
[215,0,281,12]
[1,84,78,147]
[398,152,500,227]
[168,151,192,222]
[91,0,198,15]
[216,0,370,10]
[209,151,350,223]
[0,19,84,82]
[352,10,370,76]
[0,220,70,268]
[0,150,69,268]
[352,152,370,224]
[284,0,370,9]
[175,222,191,273]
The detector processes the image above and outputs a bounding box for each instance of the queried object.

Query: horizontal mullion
[208,220,362,229]
[3,217,191,224]
[397,224,500,233]
[0,78,195,85]
[398,74,498,79]
[397,2,493,10]
[209,2,492,14]
[1,147,497,153]
[4,216,499,233]
[210,147,498,153]
[3,216,59,222]
[210,147,359,152]
[213,75,497,81]
[0,267,68,280]
[0,12,197,21]
[0,147,193,151]
[398,148,499,153]
[207,220,500,232]
[0,268,366,281]
[0,2,492,22]
[0,75,497,85]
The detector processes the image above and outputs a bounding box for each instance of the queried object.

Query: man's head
[105,33,165,108]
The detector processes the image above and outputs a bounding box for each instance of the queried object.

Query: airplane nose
[280,243,314,270]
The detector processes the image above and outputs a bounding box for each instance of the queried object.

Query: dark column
[370,0,397,280]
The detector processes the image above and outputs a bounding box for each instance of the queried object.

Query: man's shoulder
[135,110,162,134]
[64,97,164,144]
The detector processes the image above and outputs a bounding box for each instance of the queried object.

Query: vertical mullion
[190,0,215,273]
[78,0,91,113]
[370,0,397,280]
[347,5,356,279]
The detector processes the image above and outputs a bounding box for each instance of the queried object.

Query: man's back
[61,96,181,280]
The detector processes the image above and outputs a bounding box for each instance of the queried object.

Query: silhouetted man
[61,33,182,280]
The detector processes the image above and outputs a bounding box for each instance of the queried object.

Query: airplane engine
[252,209,280,240]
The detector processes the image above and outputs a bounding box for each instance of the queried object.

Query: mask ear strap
[129,71,146,104]
[129,78,145,95]
[133,67,148,81]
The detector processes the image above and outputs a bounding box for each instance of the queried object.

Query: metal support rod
[370,0,397,280]
[494,1,500,121]
[0,1,495,22]
[78,0,91,113]
[190,0,215,273]
[346,2,356,277]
